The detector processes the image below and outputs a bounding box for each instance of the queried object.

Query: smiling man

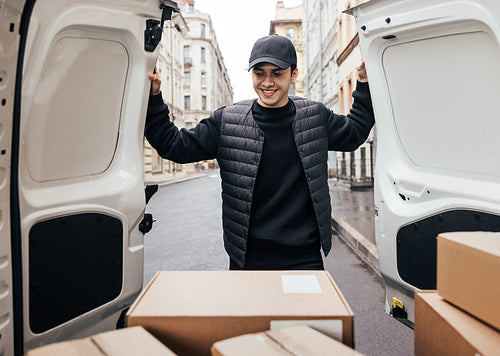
[145,34,374,270]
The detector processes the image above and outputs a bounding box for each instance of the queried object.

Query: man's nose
[262,75,274,86]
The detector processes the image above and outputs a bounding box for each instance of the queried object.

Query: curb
[146,171,215,187]
[331,212,381,275]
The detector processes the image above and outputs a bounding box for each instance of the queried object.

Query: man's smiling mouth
[262,89,276,97]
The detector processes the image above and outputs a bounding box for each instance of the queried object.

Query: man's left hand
[356,60,368,83]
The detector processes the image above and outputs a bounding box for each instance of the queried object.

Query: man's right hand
[148,70,161,96]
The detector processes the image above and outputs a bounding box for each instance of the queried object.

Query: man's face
[251,63,298,108]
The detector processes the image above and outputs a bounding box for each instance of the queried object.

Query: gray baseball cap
[248,34,297,71]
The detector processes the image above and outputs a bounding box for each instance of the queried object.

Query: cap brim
[247,57,291,71]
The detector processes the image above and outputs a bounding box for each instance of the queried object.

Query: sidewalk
[145,170,214,187]
[328,179,380,274]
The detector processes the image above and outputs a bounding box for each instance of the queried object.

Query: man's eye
[274,72,283,76]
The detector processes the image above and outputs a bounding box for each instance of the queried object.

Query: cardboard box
[415,291,500,356]
[437,231,500,330]
[211,325,364,356]
[25,326,177,355]
[126,271,354,356]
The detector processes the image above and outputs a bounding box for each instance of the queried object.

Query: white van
[2,1,170,354]
[347,0,500,326]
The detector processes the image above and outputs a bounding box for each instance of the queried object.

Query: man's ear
[291,67,299,82]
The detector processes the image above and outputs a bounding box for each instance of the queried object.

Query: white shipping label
[270,320,343,342]
[281,275,322,294]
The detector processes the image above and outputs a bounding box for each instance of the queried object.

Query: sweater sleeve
[326,81,375,151]
[145,93,221,163]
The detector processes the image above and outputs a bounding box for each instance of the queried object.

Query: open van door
[2,1,168,354]
[347,0,500,325]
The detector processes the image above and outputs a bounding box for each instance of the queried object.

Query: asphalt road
[143,172,414,356]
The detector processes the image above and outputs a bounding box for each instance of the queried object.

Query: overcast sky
[194,0,303,102]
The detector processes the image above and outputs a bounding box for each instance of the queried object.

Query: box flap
[211,333,287,356]
[438,232,500,258]
[266,326,363,355]
[211,326,363,356]
[416,291,500,355]
[92,326,177,356]
[25,339,102,356]
[25,327,177,356]
[128,271,352,318]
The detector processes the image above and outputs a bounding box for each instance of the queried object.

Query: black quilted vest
[217,97,332,267]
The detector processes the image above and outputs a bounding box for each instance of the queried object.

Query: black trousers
[229,238,324,270]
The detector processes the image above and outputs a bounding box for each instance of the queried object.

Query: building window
[200,23,206,38]
[202,95,207,111]
[286,28,295,43]
[350,151,356,177]
[288,82,295,96]
[201,47,206,63]
[360,147,367,178]
[184,95,190,110]
[183,71,191,87]
[184,46,191,65]
[339,85,345,114]
[201,73,207,87]
[152,150,162,173]
[340,152,347,176]
[187,4,194,12]
[347,78,353,108]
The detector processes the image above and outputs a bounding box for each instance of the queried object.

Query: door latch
[139,213,154,234]
[140,185,159,234]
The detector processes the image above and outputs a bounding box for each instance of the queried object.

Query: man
[146,34,374,270]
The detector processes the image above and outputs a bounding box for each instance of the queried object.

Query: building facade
[270,1,305,97]
[303,0,341,177]
[303,0,374,188]
[181,5,233,129]
[335,0,374,188]
[144,0,233,182]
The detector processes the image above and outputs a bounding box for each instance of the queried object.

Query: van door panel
[348,0,500,323]
[16,0,161,353]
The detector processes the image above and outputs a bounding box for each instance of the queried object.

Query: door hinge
[144,1,179,52]
[144,19,162,52]
[160,0,179,27]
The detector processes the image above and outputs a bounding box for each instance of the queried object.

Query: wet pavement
[328,179,379,273]
[328,180,375,244]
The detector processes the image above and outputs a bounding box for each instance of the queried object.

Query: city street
[143,172,414,356]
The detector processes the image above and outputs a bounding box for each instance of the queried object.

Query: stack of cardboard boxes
[126,270,363,355]
[26,270,364,355]
[415,231,500,356]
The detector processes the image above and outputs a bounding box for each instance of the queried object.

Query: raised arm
[145,71,220,163]
[327,60,374,151]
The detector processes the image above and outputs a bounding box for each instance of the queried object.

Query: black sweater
[249,100,319,248]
